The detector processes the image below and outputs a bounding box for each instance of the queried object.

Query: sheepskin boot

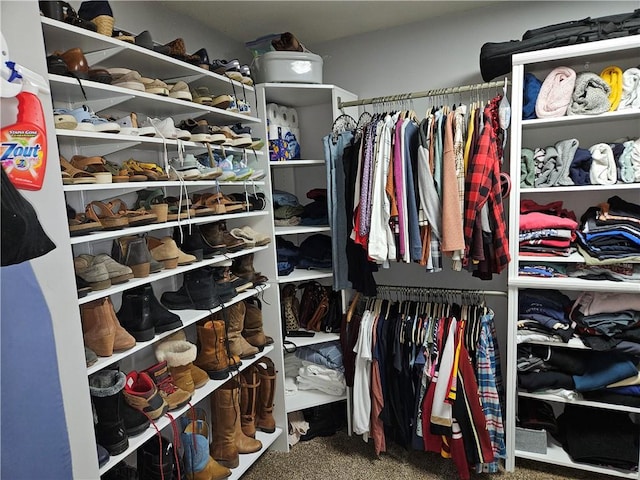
[155,339,208,393]
[160,331,209,390]
[180,408,231,480]
[89,370,129,455]
[255,357,276,433]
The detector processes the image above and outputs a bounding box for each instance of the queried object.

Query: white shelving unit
[36,14,285,477]
[506,35,640,479]
[255,83,357,446]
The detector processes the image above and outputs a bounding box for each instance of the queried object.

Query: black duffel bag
[480,9,640,81]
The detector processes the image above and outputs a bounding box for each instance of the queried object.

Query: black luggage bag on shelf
[480,9,640,81]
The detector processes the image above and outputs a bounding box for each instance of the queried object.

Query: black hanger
[331,113,357,143]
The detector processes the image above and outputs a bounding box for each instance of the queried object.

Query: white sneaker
[142,117,191,141]
[168,81,193,101]
[168,155,201,180]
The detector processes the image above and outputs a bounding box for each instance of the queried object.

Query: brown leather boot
[155,339,208,393]
[255,357,276,433]
[215,302,258,359]
[231,253,268,287]
[80,297,116,356]
[194,320,230,380]
[144,360,192,410]
[58,47,90,79]
[239,366,260,438]
[242,299,274,350]
[106,297,136,352]
[210,381,240,468]
[227,378,262,453]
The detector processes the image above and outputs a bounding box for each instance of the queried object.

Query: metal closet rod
[338,78,509,109]
[375,284,508,297]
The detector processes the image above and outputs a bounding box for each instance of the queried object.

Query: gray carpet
[243,429,614,480]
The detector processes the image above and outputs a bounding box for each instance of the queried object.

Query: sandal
[109,199,158,227]
[135,161,169,180]
[118,160,147,182]
[67,203,103,236]
[189,193,218,216]
[85,201,129,230]
[59,155,96,184]
[103,159,130,183]
[205,191,247,213]
[124,159,159,181]
[164,196,196,221]
[70,155,112,183]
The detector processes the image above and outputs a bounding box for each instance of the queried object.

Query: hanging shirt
[353,309,374,441]
[394,117,407,260]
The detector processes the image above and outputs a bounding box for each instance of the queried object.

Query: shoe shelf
[63,179,265,192]
[518,391,640,415]
[98,344,274,475]
[284,331,339,348]
[79,245,270,306]
[285,389,347,413]
[509,276,640,293]
[41,17,252,96]
[228,427,283,480]
[87,283,271,376]
[269,159,325,167]
[56,129,262,157]
[49,74,259,126]
[274,225,331,236]
[277,268,333,284]
[70,210,269,245]
[515,434,637,479]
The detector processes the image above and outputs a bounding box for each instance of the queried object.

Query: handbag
[280,284,300,334]
[322,290,343,333]
[298,281,329,331]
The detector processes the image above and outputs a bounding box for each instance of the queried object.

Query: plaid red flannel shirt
[463,99,510,273]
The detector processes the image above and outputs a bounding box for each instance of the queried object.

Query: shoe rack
[3,2,285,478]
[255,83,358,437]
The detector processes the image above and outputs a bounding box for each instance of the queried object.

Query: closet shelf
[269,159,325,167]
[517,252,585,263]
[515,436,637,479]
[228,428,283,480]
[284,331,340,348]
[64,179,265,192]
[519,183,640,194]
[518,391,640,414]
[78,245,269,306]
[285,389,347,413]
[274,225,331,236]
[41,17,252,95]
[70,210,269,245]
[261,83,337,107]
[277,268,333,284]
[518,338,589,350]
[509,276,640,293]
[98,345,274,475]
[521,108,640,129]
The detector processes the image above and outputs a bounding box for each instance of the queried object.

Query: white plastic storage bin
[253,51,323,84]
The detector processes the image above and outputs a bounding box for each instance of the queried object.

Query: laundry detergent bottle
[1,84,48,190]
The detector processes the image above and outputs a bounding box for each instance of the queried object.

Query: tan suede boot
[144,360,192,410]
[106,297,136,352]
[80,298,115,356]
[194,320,230,380]
[242,299,274,350]
[210,381,240,468]
[239,366,260,438]
[216,302,258,359]
[162,330,209,388]
[255,357,276,433]
[155,339,208,393]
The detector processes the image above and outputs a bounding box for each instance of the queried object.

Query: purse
[298,281,329,332]
[280,284,300,334]
[322,290,343,333]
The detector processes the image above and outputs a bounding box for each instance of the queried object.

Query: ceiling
[163,1,498,47]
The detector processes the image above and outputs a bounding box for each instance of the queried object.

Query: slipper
[85,201,129,230]
[59,155,96,184]
[230,226,271,246]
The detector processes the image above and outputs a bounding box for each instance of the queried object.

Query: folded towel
[523,73,542,120]
[536,66,576,118]
[521,148,535,187]
[533,147,546,177]
[569,147,592,186]
[536,146,559,187]
[618,67,640,110]
[600,65,623,111]
[589,143,617,185]
[554,138,578,186]
[567,72,611,116]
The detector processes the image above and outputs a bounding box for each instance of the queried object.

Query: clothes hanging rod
[338,78,509,110]
[374,285,508,297]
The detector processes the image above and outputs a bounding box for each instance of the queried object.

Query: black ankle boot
[89,370,129,456]
[118,285,182,340]
[173,225,214,261]
[137,435,175,480]
[161,267,222,310]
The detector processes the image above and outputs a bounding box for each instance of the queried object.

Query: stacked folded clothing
[276,237,299,276]
[298,234,332,270]
[300,188,328,226]
[283,341,346,397]
[519,199,578,257]
[518,289,575,343]
[574,195,640,265]
[273,189,304,226]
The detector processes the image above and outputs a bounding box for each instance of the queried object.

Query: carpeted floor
[243,429,615,480]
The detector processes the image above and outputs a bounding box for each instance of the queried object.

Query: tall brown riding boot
[239,366,260,438]
[255,357,276,433]
[228,377,262,453]
[194,320,230,380]
[210,381,240,468]
[215,302,258,359]
[242,299,274,350]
